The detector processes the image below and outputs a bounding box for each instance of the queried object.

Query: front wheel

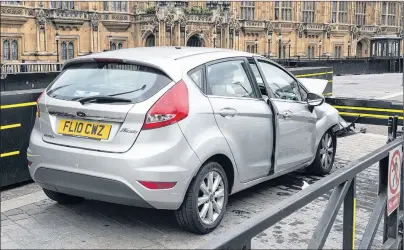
[306,130,336,176]
[175,162,228,234]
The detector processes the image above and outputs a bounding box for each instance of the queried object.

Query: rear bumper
[27,124,201,210]
[35,168,153,208]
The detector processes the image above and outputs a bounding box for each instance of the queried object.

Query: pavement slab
[0,132,389,249]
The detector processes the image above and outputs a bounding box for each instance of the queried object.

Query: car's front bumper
[27,124,201,210]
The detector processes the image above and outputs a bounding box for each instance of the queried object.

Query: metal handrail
[1,62,63,79]
[200,117,403,249]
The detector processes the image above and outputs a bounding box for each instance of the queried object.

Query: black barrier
[200,124,403,249]
[326,97,403,126]
[0,89,43,187]
[272,57,403,76]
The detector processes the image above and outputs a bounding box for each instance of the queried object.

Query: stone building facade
[1,1,403,64]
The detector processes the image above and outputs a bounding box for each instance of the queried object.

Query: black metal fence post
[343,177,357,249]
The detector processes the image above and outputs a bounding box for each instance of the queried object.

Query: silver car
[28,47,339,234]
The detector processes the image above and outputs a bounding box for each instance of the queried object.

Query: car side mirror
[306,92,324,111]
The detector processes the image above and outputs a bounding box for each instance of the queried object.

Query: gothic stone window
[275,1,292,21]
[109,42,124,50]
[2,39,18,61]
[355,2,366,26]
[332,1,348,24]
[334,46,342,58]
[307,45,315,59]
[382,1,396,26]
[61,41,74,60]
[240,1,255,20]
[301,1,315,23]
[1,1,22,5]
[51,1,75,9]
[104,1,127,12]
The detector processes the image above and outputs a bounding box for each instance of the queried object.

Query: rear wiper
[47,84,73,96]
[108,85,146,97]
[77,95,132,105]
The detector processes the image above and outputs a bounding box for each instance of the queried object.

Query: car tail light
[142,80,189,130]
[36,91,44,118]
[138,181,177,190]
[28,160,33,167]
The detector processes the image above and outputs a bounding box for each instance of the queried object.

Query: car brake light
[36,91,44,118]
[138,181,177,190]
[142,80,189,130]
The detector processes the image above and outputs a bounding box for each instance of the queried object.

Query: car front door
[251,58,317,173]
[205,58,274,183]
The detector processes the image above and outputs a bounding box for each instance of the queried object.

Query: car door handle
[279,111,292,119]
[220,108,238,117]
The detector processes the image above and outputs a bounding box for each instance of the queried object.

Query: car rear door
[205,57,274,183]
[251,58,317,172]
[38,60,174,153]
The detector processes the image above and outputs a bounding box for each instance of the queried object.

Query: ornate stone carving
[325,24,332,39]
[376,26,382,36]
[178,13,187,27]
[36,8,47,30]
[350,25,359,39]
[265,20,274,35]
[1,7,23,15]
[297,23,304,38]
[89,12,99,32]
[399,27,404,38]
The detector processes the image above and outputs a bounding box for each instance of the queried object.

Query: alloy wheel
[197,170,225,225]
[320,133,334,170]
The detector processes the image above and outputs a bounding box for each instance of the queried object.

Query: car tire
[306,130,337,176]
[43,189,84,204]
[175,161,229,234]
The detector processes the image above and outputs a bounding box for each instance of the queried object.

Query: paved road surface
[333,73,403,102]
[1,133,388,249]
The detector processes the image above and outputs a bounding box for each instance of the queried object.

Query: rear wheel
[43,189,84,204]
[306,130,336,176]
[175,162,228,234]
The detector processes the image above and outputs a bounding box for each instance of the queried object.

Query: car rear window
[46,62,172,103]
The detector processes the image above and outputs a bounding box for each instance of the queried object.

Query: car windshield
[46,62,172,103]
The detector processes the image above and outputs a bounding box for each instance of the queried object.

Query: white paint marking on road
[377,92,403,100]
[1,191,47,212]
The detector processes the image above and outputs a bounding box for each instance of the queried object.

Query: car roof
[64,47,264,82]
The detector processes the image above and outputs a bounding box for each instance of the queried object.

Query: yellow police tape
[338,112,403,120]
[0,102,36,109]
[295,71,334,78]
[0,151,20,158]
[334,105,402,113]
[0,123,21,130]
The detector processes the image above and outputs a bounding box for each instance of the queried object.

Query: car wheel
[43,189,84,204]
[306,130,336,176]
[175,161,228,234]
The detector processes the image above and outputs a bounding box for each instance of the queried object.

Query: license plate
[57,119,112,140]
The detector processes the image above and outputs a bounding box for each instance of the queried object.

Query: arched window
[61,42,67,60]
[311,46,315,58]
[118,43,123,49]
[247,45,251,53]
[11,40,18,60]
[145,34,155,47]
[282,45,286,58]
[110,42,116,50]
[3,40,10,60]
[68,42,74,59]
[307,46,311,58]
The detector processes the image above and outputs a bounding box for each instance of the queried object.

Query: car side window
[188,68,203,90]
[257,61,302,101]
[207,60,257,98]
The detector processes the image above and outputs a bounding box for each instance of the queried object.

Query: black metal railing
[200,116,403,249]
